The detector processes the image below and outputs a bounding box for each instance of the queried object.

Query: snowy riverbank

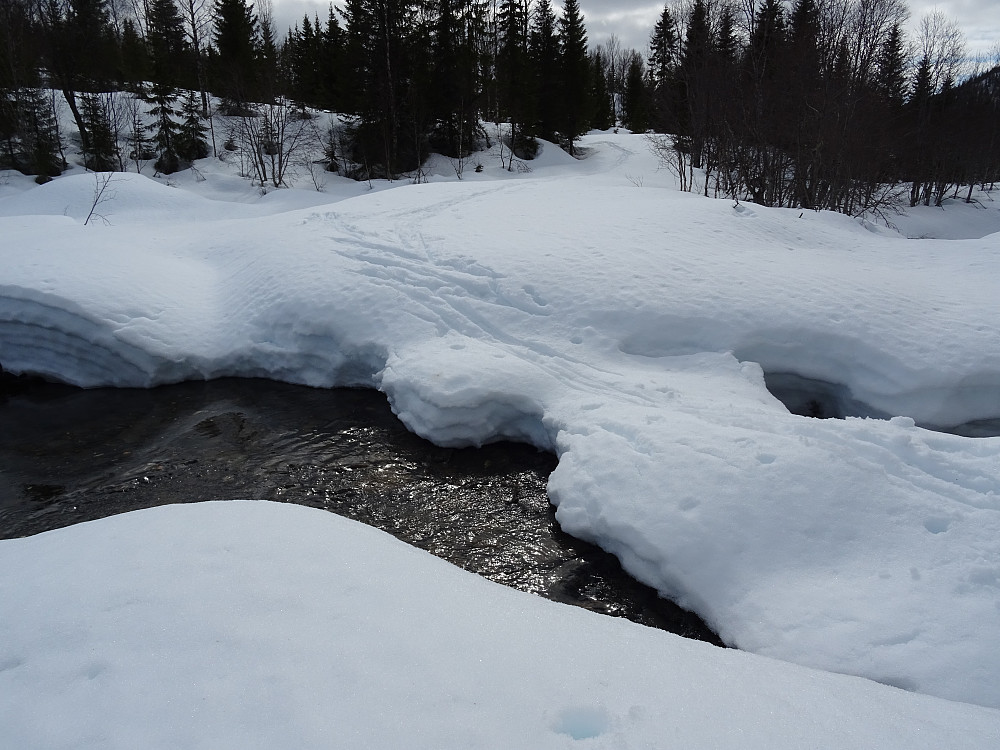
[2,132,1000,742]
[2,500,998,749]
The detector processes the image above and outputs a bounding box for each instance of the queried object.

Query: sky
[270,1,999,61]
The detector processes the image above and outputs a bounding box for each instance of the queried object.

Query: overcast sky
[270,1,999,62]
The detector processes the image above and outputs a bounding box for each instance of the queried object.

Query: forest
[1,0,999,216]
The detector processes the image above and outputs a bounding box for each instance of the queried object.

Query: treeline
[1,0,998,210]
[0,0,610,182]
[648,0,1000,213]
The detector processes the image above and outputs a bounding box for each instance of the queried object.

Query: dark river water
[0,376,723,645]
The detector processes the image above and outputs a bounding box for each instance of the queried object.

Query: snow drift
[4,502,999,749]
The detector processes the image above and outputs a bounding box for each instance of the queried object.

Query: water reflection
[0,376,722,644]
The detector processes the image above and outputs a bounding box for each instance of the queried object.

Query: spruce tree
[289,14,323,105]
[0,0,32,170]
[147,89,181,173]
[145,0,186,173]
[557,0,591,155]
[340,0,368,116]
[38,0,116,157]
[906,53,934,206]
[321,6,346,111]
[648,3,680,133]
[148,0,187,86]
[788,0,821,89]
[787,0,822,207]
[877,23,908,113]
[680,0,711,168]
[175,88,210,162]
[622,53,649,133]
[429,0,464,155]
[80,92,118,171]
[118,18,150,91]
[23,89,64,180]
[343,0,422,177]
[748,0,787,82]
[589,50,613,131]
[497,0,535,159]
[648,4,679,90]
[714,6,738,65]
[212,0,259,111]
[529,0,560,142]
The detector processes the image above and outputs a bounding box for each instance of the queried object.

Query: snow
[891,193,1000,240]
[2,129,1000,741]
[1,501,998,750]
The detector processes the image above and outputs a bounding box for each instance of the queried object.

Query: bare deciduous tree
[228,100,322,190]
[917,10,967,93]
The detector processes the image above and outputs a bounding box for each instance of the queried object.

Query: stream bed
[0,376,723,645]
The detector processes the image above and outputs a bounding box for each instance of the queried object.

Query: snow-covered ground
[2,501,998,749]
[2,130,1000,744]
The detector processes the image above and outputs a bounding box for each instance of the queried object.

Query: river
[0,375,722,645]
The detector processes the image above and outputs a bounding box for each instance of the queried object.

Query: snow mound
[1,501,998,749]
[893,195,1000,240]
[0,171,257,225]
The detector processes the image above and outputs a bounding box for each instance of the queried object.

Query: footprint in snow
[552,706,612,740]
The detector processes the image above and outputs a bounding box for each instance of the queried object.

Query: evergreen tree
[212,0,259,111]
[22,88,64,180]
[747,0,787,83]
[145,0,186,173]
[288,14,324,105]
[321,5,346,110]
[589,50,613,131]
[65,0,117,86]
[429,0,470,156]
[118,18,150,90]
[38,0,117,156]
[622,53,649,132]
[497,0,534,158]
[786,0,823,207]
[80,92,118,171]
[0,0,33,169]
[529,0,559,142]
[648,4,679,89]
[714,5,738,65]
[433,0,487,157]
[175,88,209,161]
[147,89,181,173]
[343,0,422,177]
[178,0,213,116]
[647,3,680,133]
[340,0,368,116]
[906,53,935,205]
[557,0,590,154]
[877,23,908,112]
[258,2,280,100]
[147,0,187,87]
[787,0,821,94]
[679,0,712,168]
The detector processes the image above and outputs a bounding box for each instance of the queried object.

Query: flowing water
[764,371,1000,436]
[0,376,722,645]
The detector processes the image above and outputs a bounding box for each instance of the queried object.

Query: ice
[1,131,1000,714]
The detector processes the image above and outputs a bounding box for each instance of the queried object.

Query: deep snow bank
[1,501,998,750]
[1,137,999,708]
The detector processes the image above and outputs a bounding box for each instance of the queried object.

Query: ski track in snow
[2,134,1000,711]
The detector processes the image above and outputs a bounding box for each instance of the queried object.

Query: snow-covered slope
[1,134,999,715]
[1,501,997,750]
